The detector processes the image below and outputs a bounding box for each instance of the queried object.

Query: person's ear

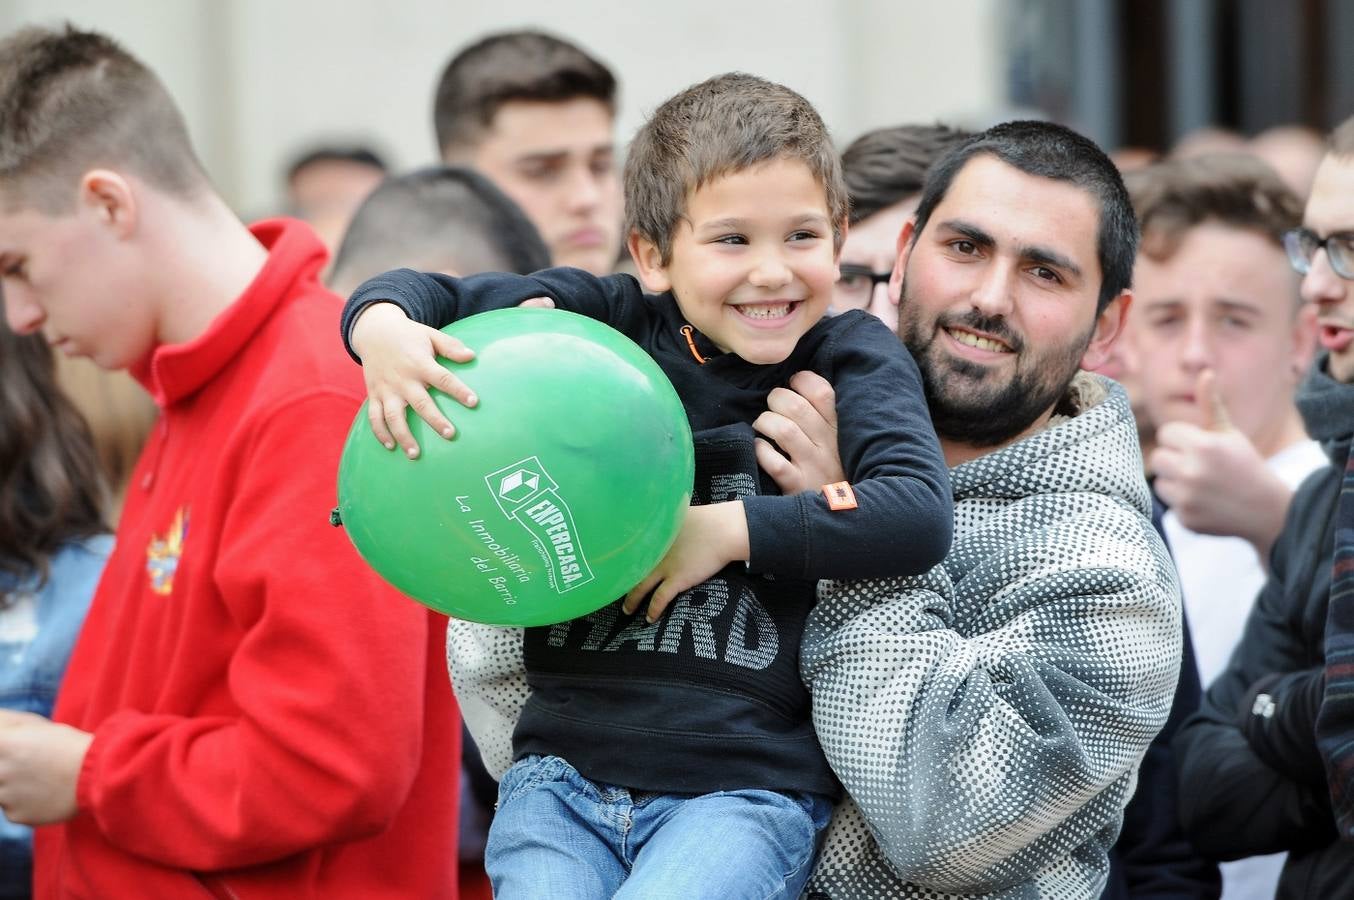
[79,169,138,238]
[888,218,918,302]
[627,231,672,294]
[1080,290,1132,371]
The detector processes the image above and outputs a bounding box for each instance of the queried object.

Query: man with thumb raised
[1125,154,1325,900]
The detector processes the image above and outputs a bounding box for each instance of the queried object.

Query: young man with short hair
[1124,160,1323,900]
[434,31,622,276]
[0,25,459,898]
[1174,116,1354,898]
[1127,158,1321,681]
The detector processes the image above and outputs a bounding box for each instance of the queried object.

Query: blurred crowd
[4,18,1354,900]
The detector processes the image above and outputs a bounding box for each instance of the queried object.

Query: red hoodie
[35,220,459,899]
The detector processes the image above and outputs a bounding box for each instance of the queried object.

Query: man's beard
[897,276,1089,448]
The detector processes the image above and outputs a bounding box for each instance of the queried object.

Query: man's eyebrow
[1022,245,1082,280]
[936,219,994,247]
[513,150,569,166]
[1138,296,1183,310]
[937,219,1083,279]
[1214,298,1263,315]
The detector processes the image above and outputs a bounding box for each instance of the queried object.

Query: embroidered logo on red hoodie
[146,506,190,595]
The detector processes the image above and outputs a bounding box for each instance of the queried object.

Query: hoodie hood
[948,372,1150,516]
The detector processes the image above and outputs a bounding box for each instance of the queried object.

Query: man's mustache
[932,309,1024,353]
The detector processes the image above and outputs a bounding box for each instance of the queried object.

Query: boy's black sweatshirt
[344,266,951,798]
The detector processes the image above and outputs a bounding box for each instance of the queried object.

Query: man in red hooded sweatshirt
[0,24,459,898]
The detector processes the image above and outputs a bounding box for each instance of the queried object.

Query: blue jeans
[486,755,833,899]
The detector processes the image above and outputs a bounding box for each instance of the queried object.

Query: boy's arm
[341,267,645,456]
[746,313,952,581]
[341,266,643,360]
[626,316,949,621]
[67,390,454,871]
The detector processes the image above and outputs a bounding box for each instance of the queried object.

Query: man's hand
[1150,369,1293,562]
[623,502,750,622]
[350,298,557,459]
[754,371,846,495]
[0,711,92,826]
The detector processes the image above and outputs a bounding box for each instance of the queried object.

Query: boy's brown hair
[624,72,848,263]
[433,31,617,159]
[1124,152,1302,262]
[0,24,206,213]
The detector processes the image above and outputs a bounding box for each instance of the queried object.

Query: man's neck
[1249,406,1312,460]
[147,191,269,347]
[940,406,1058,468]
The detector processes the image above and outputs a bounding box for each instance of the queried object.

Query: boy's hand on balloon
[350,302,478,459]
[623,502,750,623]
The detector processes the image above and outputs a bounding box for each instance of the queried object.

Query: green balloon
[337,307,694,627]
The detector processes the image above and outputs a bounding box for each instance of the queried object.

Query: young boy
[343,73,952,898]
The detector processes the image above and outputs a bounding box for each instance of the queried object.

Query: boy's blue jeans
[486,755,833,899]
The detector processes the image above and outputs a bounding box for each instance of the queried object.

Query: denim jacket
[0,535,111,897]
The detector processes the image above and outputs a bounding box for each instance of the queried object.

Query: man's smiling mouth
[946,326,1013,353]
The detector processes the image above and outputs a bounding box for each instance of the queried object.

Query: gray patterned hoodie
[801,373,1181,899]
[447,374,1180,899]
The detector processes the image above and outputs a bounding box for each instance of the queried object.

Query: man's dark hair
[433,31,616,159]
[1125,153,1302,260]
[328,166,550,295]
[285,145,387,185]
[912,120,1139,313]
[0,24,206,211]
[842,124,971,224]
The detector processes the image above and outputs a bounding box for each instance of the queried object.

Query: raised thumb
[1196,369,1231,431]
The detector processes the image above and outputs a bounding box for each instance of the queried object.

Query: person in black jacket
[1101,496,1220,900]
[1172,117,1354,899]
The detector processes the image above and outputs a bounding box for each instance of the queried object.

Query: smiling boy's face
[631,157,841,365]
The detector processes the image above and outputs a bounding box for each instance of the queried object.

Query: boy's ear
[79,169,138,239]
[627,231,673,294]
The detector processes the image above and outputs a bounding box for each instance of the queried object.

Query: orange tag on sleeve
[822,481,858,511]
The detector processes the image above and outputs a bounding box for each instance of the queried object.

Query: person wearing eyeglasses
[1174,118,1354,899]
[835,125,970,330]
